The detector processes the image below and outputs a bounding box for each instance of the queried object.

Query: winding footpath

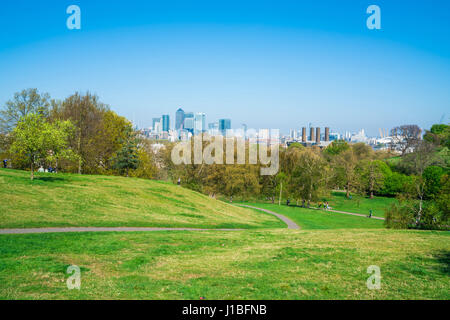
[237,205,300,229]
[0,205,385,235]
[0,206,300,234]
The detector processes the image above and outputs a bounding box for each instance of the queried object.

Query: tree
[423,166,445,199]
[10,113,76,180]
[111,128,139,177]
[332,148,359,198]
[424,124,450,149]
[290,148,328,205]
[323,140,350,157]
[357,160,387,198]
[0,88,51,133]
[390,124,422,155]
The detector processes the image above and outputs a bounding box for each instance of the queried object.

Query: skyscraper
[152,117,160,130]
[175,108,185,130]
[184,118,194,134]
[162,115,170,132]
[219,119,231,136]
[194,113,206,135]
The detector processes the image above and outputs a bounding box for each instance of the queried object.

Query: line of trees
[1,89,448,230]
[0,89,156,180]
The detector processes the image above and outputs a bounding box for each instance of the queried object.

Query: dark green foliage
[111,129,139,177]
[423,166,445,199]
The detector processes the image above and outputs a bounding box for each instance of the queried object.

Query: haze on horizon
[0,0,449,136]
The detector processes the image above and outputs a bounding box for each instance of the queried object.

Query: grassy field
[323,191,397,218]
[0,229,448,300]
[1,168,448,300]
[240,203,385,229]
[241,191,397,218]
[0,169,283,229]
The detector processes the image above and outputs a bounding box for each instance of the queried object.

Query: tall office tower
[316,127,321,144]
[162,115,170,132]
[290,129,295,139]
[152,117,160,130]
[154,121,162,134]
[183,112,194,129]
[194,113,206,135]
[310,127,315,142]
[302,127,307,142]
[219,119,231,136]
[325,127,330,142]
[184,118,194,134]
[175,108,185,130]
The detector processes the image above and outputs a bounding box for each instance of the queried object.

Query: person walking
[2,159,7,168]
[368,209,373,218]
[286,198,290,206]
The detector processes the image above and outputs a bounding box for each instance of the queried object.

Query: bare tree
[390,125,422,156]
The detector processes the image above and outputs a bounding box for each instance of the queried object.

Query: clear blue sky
[0,0,449,135]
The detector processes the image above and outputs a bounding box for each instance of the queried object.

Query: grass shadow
[433,250,450,275]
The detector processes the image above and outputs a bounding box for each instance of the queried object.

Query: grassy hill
[1,168,448,300]
[0,229,448,299]
[0,169,283,229]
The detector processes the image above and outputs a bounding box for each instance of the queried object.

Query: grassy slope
[241,203,385,229]
[0,169,283,229]
[0,229,448,299]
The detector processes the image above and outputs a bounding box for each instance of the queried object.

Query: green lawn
[240,203,385,229]
[0,169,283,229]
[0,229,448,300]
[1,168,448,300]
[323,191,397,218]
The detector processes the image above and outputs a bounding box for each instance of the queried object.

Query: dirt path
[237,205,301,229]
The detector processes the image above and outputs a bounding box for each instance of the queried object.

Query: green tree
[111,129,139,177]
[423,166,445,199]
[290,148,328,206]
[0,88,51,133]
[10,113,76,180]
[357,160,388,198]
[323,140,350,156]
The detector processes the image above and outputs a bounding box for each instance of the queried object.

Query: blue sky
[0,0,449,135]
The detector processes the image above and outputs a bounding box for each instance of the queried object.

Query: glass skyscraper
[194,113,206,135]
[162,115,170,132]
[175,108,185,130]
[219,119,231,136]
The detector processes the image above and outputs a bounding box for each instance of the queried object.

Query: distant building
[208,122,219,136]
[152,117,160,130]
[175,108,185,130]
[194,113,206,135]
[184,117,194,134]
[162,115,170,132]
[219,119,231,136]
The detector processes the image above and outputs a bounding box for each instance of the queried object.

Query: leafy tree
[323,140,349,156]
[111,129,139,177]
[9,114,76,180]
[290,148,328,205]
[357,160,388,198]
[0,88,51,133]
[423,166,445,199]
[424,124,450,149]
[380,172,412,196]
[332,148,359,198]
